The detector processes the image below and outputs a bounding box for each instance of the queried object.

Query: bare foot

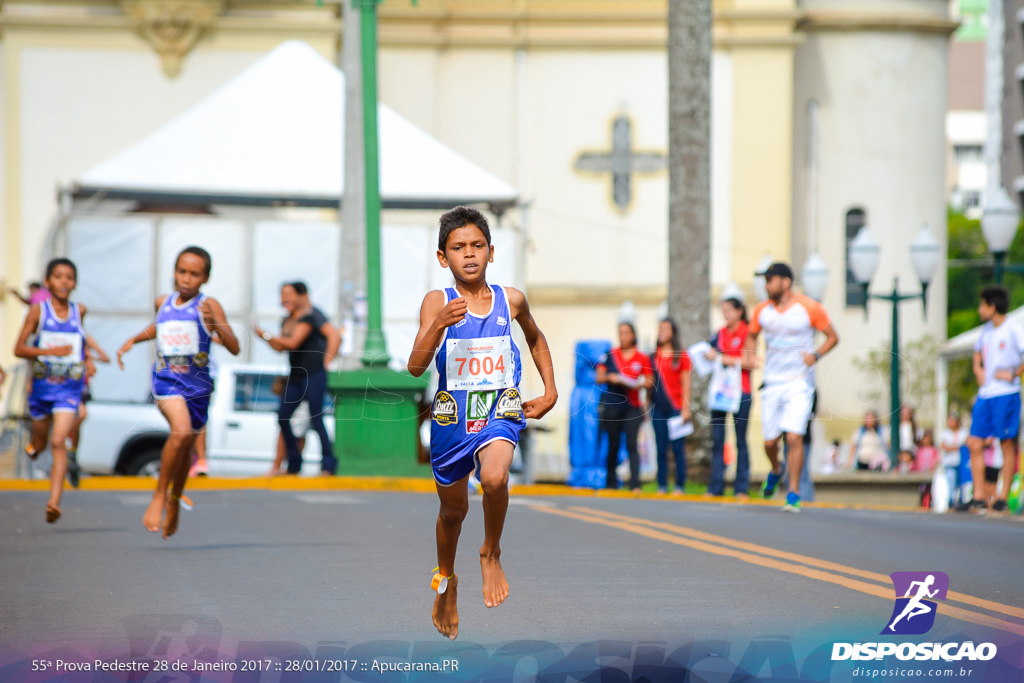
[45,503,61,524]
[432,573,459,640]
[143,494,164,533]
[480,553,508,608]
[162,496,180,539]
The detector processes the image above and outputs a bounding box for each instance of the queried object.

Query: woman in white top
[939,411,969,506]
[849,410,889,471]
[898,404,923,456]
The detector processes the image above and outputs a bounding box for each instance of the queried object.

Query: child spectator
[915,429,939,473]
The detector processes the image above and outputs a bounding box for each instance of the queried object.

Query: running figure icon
[888,574,939,631]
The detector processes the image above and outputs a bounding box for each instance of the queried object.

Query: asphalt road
[1,488,1022,682]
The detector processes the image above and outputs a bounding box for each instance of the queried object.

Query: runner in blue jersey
[14,258,95,523]
[118,246,240,539]
[408,206,558,641]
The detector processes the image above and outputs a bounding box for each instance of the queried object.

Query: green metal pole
[994,251,1006,285]
[357,0,390,366]
[889,279,900,469]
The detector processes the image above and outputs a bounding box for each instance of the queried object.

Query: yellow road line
[531,505,1024,636]
[570,506,1024,622]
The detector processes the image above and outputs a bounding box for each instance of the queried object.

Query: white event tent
[54,41,520,402]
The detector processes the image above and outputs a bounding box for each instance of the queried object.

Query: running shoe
[762,466,785,499]
[991,500,1008,513]
[67,451,80,489]
[782,492,801,513]
[955,499,987,512]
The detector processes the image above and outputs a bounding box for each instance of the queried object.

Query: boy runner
[408,206,558,640]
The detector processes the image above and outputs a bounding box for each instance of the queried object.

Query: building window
[952,144,984,163]
[845,208,867,308]
[961,190,982,210]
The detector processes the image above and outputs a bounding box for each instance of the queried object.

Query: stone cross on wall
[574,115,668,211]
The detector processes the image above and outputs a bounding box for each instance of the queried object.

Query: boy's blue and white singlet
[28,299,87,419]
[430,284,526,486]
[152,292,214,429]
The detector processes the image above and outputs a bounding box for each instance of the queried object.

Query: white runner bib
[157,320,200,356]
[37,331,83,364]
[445,336,514,391]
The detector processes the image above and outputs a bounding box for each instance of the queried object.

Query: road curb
[0,476,948,513]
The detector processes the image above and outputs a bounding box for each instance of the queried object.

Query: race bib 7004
[445,336,513,391]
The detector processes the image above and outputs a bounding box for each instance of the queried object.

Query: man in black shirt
[254,282,341,474]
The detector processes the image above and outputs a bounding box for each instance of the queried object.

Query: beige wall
[792,1,952,443]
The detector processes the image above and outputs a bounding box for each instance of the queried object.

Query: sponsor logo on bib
[432,391,458,426]
[466,390,494,433]
[495,388,524,420]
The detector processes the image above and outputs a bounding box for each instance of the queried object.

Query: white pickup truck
[76,364,333,476]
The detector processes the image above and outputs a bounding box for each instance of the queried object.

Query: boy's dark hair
[438,206,491,252]
[45,258,77,280]
[980,285,1009,315]
[28,282,42,289]
[176,246,212,276]
[287,281,309,296]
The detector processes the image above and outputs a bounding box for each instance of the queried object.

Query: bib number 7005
[445,336,513,391]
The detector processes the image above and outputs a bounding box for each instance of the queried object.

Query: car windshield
[233,372,284,413]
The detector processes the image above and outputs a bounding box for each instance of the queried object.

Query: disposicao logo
[831,571,998,663]
[882,571,948,636]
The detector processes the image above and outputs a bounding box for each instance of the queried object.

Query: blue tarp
[567,340,613,488]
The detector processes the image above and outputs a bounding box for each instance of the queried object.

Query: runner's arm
[202,297,240,355]
[742,328,759,370]
[806,323,839,365]
[408,290,465,377]
[85,336,111,363]
[13,305,59,359]
[507,288,557,419]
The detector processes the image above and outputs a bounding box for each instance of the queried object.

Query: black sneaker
[954,499,986,512]
[991,500,1008,513]
[67,452,81,489]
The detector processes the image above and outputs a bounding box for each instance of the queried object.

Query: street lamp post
[849,225,942,465]
[355,0,389,366]
[981,187,1024,284]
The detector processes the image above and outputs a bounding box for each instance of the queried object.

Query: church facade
[0,0,954,476]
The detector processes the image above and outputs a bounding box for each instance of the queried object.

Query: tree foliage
[850,335,939,427]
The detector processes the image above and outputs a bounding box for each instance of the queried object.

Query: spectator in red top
[705,297,755,497]
[651,318,691,494]
[597,322,653,492]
